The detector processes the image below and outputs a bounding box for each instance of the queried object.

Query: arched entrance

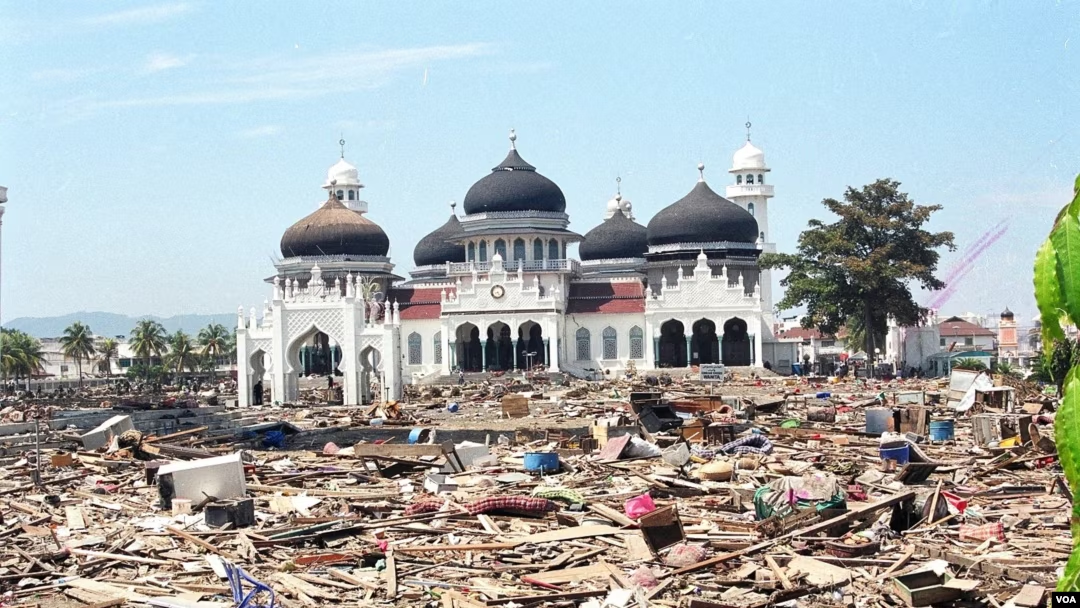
[691,319,719,365]
[296,331,342,377]
[517,321,545,370]
[359,347,382,404]
[456,324,482,372]
[249,350,268,405]
[722,318,752,366]
[658,320,687,368]
[486,322,514,371]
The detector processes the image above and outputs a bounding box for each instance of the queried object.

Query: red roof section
[566,281,646,314]
[388,286,452,320]
[777,327,824,340]
[938,316,996,337]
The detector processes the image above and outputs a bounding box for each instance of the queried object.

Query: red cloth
[404,500,444,516]
[465,496,557,515]
[959,522,1005,543]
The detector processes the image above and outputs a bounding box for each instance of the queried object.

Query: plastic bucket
[865,408,893,434]
[928,420,955,441]
[879,444,910,465]
[407,428,430,444]
[523,452,560,472]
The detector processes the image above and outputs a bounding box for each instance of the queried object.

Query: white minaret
[603,177,635,220]
[322,138,368,213]
[725,121,775,312]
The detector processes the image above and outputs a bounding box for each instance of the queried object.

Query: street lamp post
[0,186,7,387]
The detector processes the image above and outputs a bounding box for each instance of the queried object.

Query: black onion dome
[646,181,759,246]
[413,214,466,266]
[280,194,390,257]
[462,149,566,214]
[579,209,648,261]
[1001,307,1014,320]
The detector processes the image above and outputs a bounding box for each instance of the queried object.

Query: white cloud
[238,125,284,138]
[73,43,493,111]
[84,2,194,27]
[144,52,192,73]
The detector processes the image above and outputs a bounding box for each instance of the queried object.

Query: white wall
[563,313,646,374]
[400,319,444,380]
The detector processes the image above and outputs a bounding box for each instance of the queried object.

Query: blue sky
[2,2,1078,334]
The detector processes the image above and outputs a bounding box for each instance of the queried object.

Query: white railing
[447,259,579,274]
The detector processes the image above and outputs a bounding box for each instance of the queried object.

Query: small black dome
[579,209,648,261]
[462,149,566,215]
[413,214,466,267]
[1001,307,1014,320]
[646,181,759,246]
[280,194,389,258]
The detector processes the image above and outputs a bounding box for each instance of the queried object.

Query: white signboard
[699,364,727,383]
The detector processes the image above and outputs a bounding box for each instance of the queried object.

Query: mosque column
[448,341,456,372]
[543,339,551,371]
[653,337,660,369]
[481,340,488,372]
[513,339,519,371]
[685,336,692,367]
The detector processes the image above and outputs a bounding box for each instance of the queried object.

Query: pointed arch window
[467,242,476,262]
[602,327,618,360]
[736,175,743,185]
[348,190,356,201]
[433,331,442,365]
[745,175,754,185]
[747,202,755,216]
[758,174,764,184]
[548,239,559,260]
[533,238,544,260]
[513,238,526,261]
[576,328,591,361]
[336,190,345,199]
[494,239,507,259]
[407,332,422,365]
[629,326,644,359]
[479,241,488,262]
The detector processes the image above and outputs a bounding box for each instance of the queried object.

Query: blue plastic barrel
[407,428,427,444]
[879,444,910,465]
[523,452,560,473]
[929,420,955,441]
[816,392,831,399]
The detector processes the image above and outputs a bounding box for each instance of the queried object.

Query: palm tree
[166,331,199,378]
[198,323,230,378]
[953,358,987,372]
[1,329,47,390]
[993,361,1019,378]
[60,322,96,387]
[130,320,168,380]
[96,338,119,376]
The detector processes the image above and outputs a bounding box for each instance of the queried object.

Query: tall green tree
[197,323,230,378]
[60,322,96,387]
[760,179,955,372]
[1,329,47,389]
[1034,174,1080,590]
[129,320,168,380]
[167,331,199,378]
[96,338,119,376]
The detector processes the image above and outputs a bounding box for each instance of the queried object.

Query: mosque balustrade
[447,258,579,275]
[646,262,762,311]
[440,272,562,313]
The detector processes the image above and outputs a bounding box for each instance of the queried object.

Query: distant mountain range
[4,311,236,339]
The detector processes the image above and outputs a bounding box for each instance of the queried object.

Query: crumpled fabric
[465,496,557,515]
[719,435,773,455]
[531,487,586,505]
[404,500,445,516]
[664,543,709,567]
[630,565,660,588]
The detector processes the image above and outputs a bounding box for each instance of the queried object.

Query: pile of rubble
[0,370,1067,608]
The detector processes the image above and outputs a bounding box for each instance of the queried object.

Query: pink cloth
[624,493,656,519]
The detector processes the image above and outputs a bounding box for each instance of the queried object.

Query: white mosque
[235,128,796,405]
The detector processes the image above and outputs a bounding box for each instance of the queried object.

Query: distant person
[458,369,465,385]
[253,380,263,405]
[763,360,773,371]
[327,376,335,390]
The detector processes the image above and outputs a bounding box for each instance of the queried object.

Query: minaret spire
[509,128,517,150]
[745,118,752,142]
[339,136,346,159]
[697,162,705,182]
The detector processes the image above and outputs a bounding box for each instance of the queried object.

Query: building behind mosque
[235,129,797,405]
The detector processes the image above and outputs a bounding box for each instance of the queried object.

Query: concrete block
[157,452,247,504]
[80,415,134,450]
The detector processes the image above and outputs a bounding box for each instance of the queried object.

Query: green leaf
[1058,368,1080,498]
[1035,238,1066,353]
[1060,541,1080,592]
[1053,215,1080,331]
